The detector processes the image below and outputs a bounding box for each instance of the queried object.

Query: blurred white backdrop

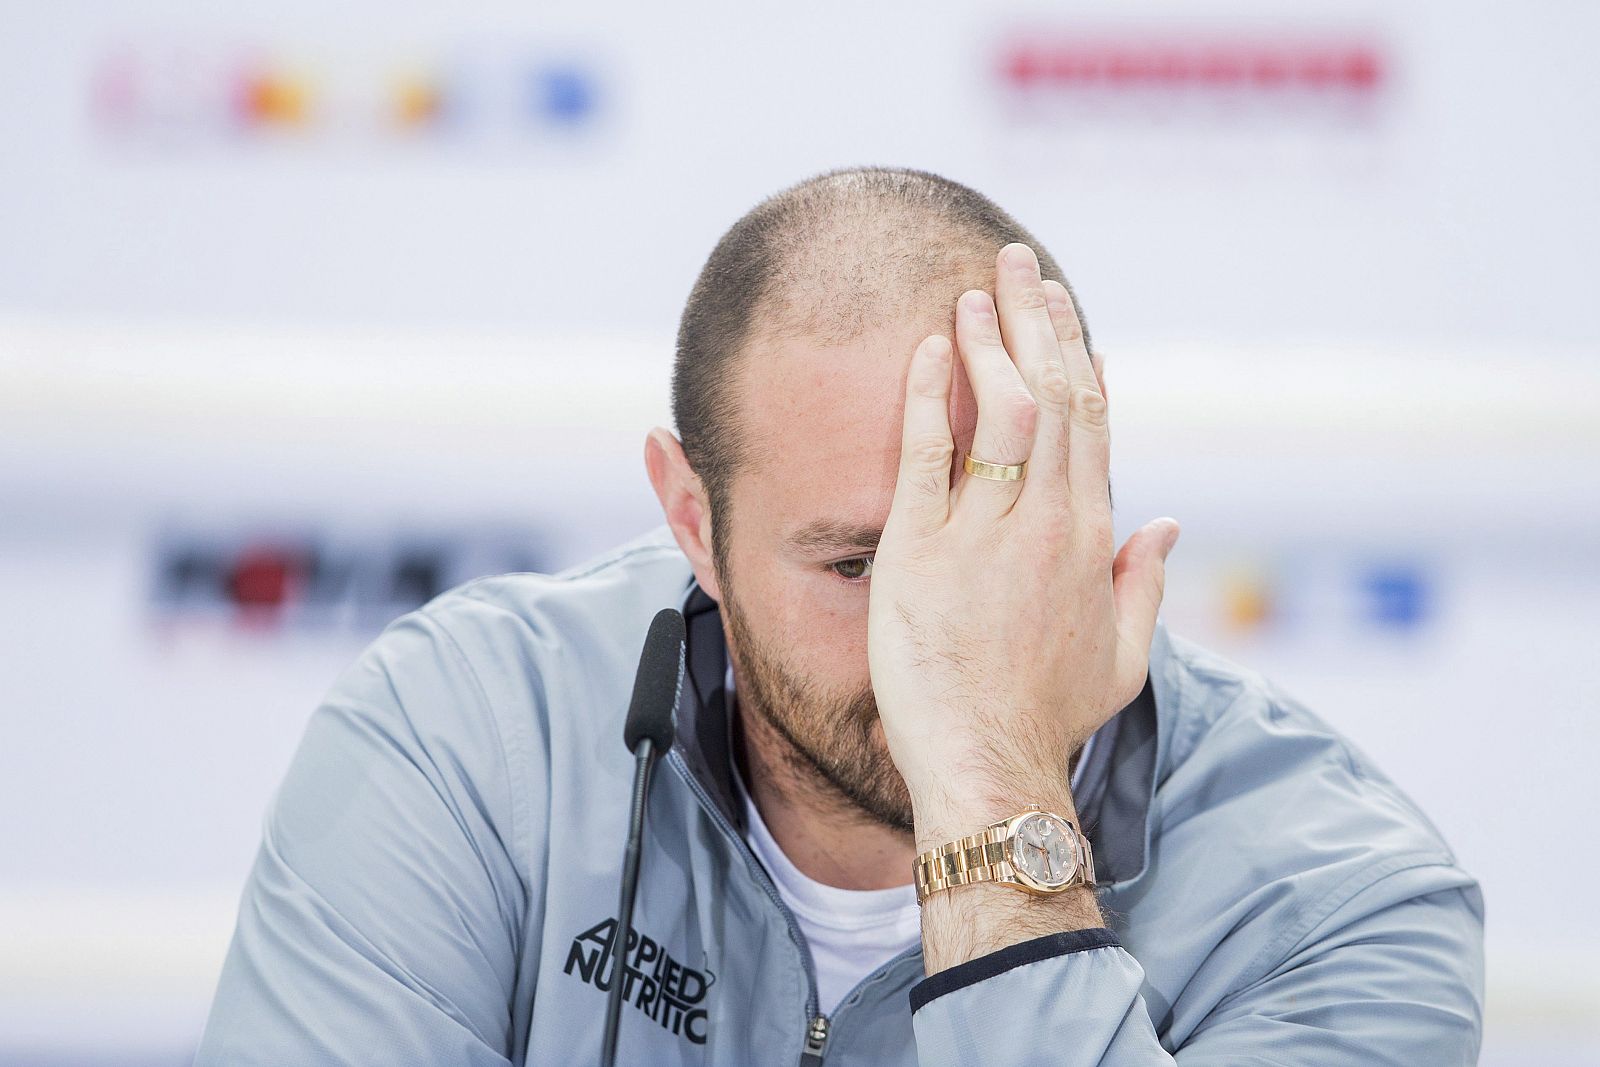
[2,0,1597,1063]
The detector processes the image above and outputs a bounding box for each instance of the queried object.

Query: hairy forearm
[920,882,1105,973]
[913,784,1106,975]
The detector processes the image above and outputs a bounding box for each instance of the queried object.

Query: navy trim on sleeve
[908,927,1121,1014]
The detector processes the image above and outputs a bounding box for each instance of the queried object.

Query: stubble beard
[720,578,915,834]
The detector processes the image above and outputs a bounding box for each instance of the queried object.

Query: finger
[1039,279,1099,396]
[1013,345,1073,504]
[1019,281,1102,513]
[1090,349,1113,512]
[994,243,1068,387]
[995,244,1076,508]
[1112,518,1180,695]
[1041,280,1110,514]
[951,288,1036,514]
[1080,340,1113,512]
[889,334,956,539]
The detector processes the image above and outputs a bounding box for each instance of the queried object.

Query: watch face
[1010,812,1079,889]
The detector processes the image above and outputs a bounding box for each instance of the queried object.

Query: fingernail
[961,290,993,315]
[1043,281,1070,311]
[1002,243,1037,271]
[1158,518,1181,552]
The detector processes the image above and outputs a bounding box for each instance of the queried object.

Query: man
[196,166,1484,1065]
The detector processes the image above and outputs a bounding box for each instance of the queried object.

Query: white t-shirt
[725,664,1097,1015]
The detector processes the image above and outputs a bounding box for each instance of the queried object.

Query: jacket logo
[564,917,713,1045]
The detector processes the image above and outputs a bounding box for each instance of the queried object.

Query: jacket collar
[669,576,1164,888]
[673,578,746,833]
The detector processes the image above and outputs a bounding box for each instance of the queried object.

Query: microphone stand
[600,606,682,1067]
[599,735,661,1067]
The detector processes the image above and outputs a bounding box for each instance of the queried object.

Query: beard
[720,579,914,833]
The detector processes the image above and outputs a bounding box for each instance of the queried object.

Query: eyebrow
[784,519,884,554]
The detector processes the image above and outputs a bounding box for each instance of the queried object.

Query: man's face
[715,316,980,831]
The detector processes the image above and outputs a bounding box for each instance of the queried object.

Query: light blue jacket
[196,524,1485,1065]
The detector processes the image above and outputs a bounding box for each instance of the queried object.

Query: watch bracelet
[912,814,1095,904]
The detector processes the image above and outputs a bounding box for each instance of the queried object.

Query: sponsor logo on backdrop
[93,41,608,148]
[150,526,546,631]
[991,24,1390,127]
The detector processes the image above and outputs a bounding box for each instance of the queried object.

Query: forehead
[733,318,982,545]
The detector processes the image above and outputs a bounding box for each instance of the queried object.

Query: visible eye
[828,555,874,583]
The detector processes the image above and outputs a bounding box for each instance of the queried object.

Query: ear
[644,426,724,602]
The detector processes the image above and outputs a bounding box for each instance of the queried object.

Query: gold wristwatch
[912,805,1096,904]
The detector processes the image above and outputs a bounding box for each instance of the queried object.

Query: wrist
[911,780,1079,854]
[910,784,1103,974]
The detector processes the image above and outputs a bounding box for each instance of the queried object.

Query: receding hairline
[671,165,1089,578]
[721,207,1069,473]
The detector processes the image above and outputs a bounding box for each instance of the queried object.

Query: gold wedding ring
[963,453,1028,481]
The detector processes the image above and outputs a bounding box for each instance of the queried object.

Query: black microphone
[600,607,685,1067]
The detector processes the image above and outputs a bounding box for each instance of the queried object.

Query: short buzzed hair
[672,164,1090,583]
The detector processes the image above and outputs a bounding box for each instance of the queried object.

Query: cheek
[726,527,874,686]
[772,569,872,681]
[755,563,870,681]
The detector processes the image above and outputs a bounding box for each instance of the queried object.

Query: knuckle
[1011,284,1049,312]
[1054,315,1083,344]
[1041,279,1072,310]
[1070,387,1108,426]
[906,434,955,469]
[1003,389,1038,435]
[1030,361,1073,408]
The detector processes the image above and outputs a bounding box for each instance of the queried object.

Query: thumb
[1112,517,1180,663]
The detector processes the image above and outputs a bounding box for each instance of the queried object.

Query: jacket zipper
[666,749,825,1062]
[666,748,925,1065]
[799,1013,830,1065]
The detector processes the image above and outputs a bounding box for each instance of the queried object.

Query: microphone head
[624,607,684,754]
